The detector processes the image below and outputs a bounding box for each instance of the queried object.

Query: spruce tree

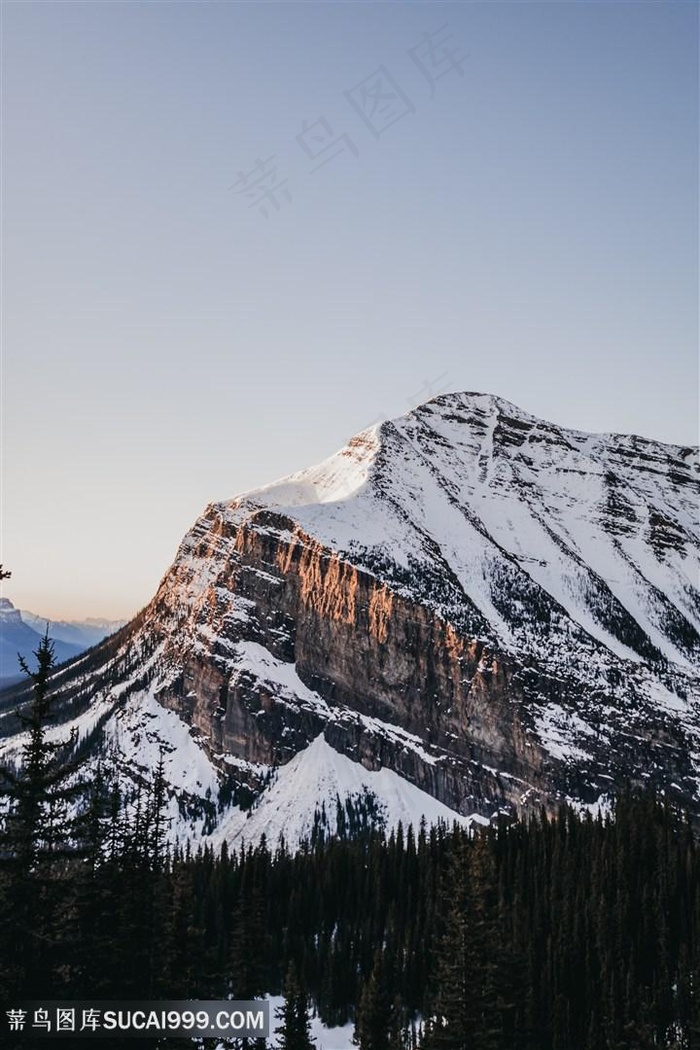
[0,631,84,998]
[354,947,393,1050]
[276,961,315,1050]
[425,833,472,1050]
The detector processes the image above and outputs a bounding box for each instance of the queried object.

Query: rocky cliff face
[1,393,698,842]
[155,509,542,816]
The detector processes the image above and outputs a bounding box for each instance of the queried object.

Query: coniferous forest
[1,636,699,1049]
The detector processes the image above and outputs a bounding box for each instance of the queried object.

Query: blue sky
[2,1,698,619]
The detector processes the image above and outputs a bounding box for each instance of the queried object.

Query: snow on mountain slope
[212,734,479,852]
[1,391,697,837]
[0,680,476,850]
[154,393,699,814]
[224,393,697,667]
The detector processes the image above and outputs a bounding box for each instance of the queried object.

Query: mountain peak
[0,598,22,624]
[411,389,526,418]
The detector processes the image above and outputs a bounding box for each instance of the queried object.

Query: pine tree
[354,948,393,1050]
[0,631,85,998]
[276,961,315,1050]
[148,748,170,869]
[425,833,472,1050]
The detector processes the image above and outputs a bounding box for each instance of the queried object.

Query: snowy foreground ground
[210,996,354,1049]
[267,998,354,1050]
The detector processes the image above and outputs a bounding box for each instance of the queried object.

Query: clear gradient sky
[2,1,698,621]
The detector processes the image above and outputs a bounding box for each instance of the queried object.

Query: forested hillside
[1,783,697,1050]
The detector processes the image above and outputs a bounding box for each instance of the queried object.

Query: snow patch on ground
[265,995,355,1050]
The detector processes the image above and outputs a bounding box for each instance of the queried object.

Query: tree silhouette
[276,961,315,1050]
[0,630,84,997]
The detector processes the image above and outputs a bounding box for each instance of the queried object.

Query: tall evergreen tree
[354,947,393,1050]
[276,961,315,1050]
[425,833,472,1050]
[0,631,84,998]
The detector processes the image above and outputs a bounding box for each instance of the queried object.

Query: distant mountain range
[0,392,697,849]
[0,599,125,685]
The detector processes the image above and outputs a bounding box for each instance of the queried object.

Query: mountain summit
[2,393,698,845]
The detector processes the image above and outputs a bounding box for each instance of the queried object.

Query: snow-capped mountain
[1,393,697,845]
[19,611,126,652]
[0,599,82,685]
[0,599,123,686]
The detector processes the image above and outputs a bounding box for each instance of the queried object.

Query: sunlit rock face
[3,392,698,842]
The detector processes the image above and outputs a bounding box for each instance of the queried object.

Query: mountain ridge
[0,598,125,686]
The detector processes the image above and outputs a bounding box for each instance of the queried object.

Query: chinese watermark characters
[230,24,466,220]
